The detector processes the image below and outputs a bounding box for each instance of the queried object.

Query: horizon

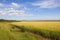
[0,0,60,20]
[0,18,60,20]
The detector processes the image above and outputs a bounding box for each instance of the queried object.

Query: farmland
[0,21,60,40]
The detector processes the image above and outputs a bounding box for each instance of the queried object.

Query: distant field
[12,22,60,40]
[0,21,60,40]
[12,22,60,31]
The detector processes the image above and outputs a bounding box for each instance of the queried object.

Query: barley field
[12,22,60,32]
[0,21,60,40]
[12,22,60,40]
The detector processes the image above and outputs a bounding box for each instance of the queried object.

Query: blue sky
[0,0,60,20]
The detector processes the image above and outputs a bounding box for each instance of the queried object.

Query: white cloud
[31,0,60,8]
[8,13,18,16]
[11,2,20,7]
[0,11,6,15]
[0,3,4,6]
[0,8,33,16]
[0,8,25,16]
[0,2,33,16]
[7,8,25,16]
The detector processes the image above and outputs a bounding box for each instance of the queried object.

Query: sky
[0,0,60,20]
